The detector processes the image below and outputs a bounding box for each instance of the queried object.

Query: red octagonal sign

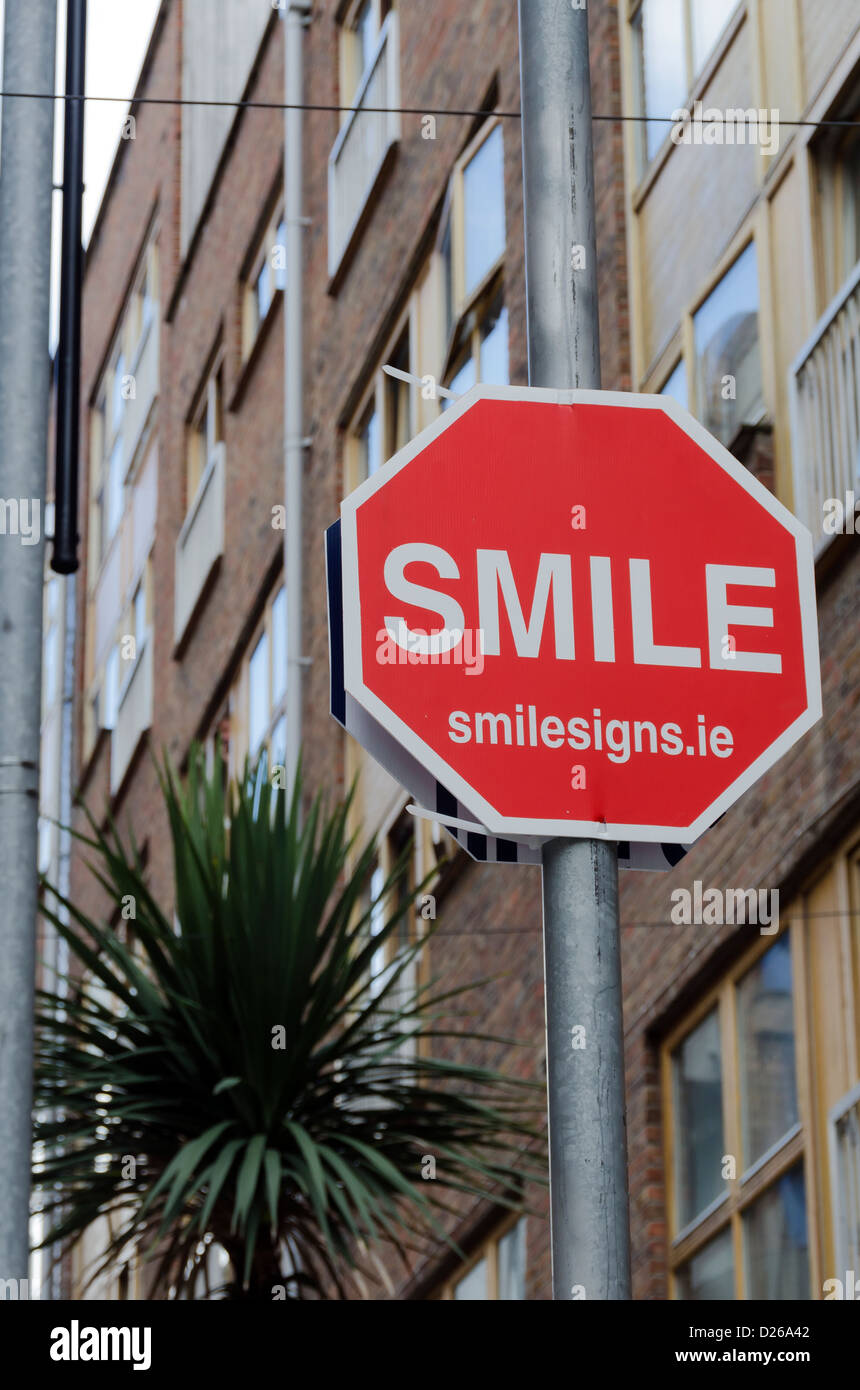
[340,386,821,844]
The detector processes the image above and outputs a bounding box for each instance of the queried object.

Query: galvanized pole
[518,0,631,1299]
[0,0,58,1284]
[283,0,310,804]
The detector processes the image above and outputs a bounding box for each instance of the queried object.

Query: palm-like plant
[34,747,545,1299]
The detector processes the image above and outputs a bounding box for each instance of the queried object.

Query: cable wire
[1,89,860,129]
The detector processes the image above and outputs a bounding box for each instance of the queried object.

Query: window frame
[629,0,744,174]
[185,354,225,518]
[118,557,153,707]
[84,231,159,765]
[690,237,766,446]
[338,0,392,113]
[436,1213,528,1301]
[345,308,415,492]
[437,118,507,358]
[811,113,860,312]
[241,202,286,362]
[645,234,765,444]
[221,581,288,782]
[363,807,421,1061]
[662,921,811,1300]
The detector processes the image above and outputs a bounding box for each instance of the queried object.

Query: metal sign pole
[518,0,632,1300]
[0,0,58,1283]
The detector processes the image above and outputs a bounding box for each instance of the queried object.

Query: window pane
[834,1095,860,1273]
[660,358,687,409]
[636,0,687,164]
[693,242,763,446]
[356,0,377,77]
[744,1165,809,1299]
[463,125,505,298]
[104,647,120,730]
[248,632,269,756]
[256,260,271,324]
[673,1008,724,1229]
[385,333,411,456]
[443,350,477,409]
[480,303,509,386]
[369,863,387,998]
[454,1255,488,1301]
[134,584,146,649]
[112,353,126,431]
[274,220,287,292]
[271,587,287,706]
[737,935,798,1167]
[441,217,454,340]
[498,1219,526,1300]
[271,715,287,773]
[675,1226,734,1300]
[690,0,736,74]
[107,437,124,540]
[359,406,381,479]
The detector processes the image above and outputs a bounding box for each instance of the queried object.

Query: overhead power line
[0,89,859,129]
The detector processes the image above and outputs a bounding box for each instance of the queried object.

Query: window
[437,1216,527,1300]
[633,0,739,169]
[115,558,152,699]
[743,1164,809,1300]
[365,813,418,1056]
[223,583,288,778]
[88,234,158,577]
[92,350,127,566]
[439,122,509,400]
[329,0,399,276]
[665,932,810,1300]
[186,361,224,511]
[349,324,412,487]
[242,206,286,360]
[84,232,159,765]
[660,358,688,409]
[367,862,387,999]
[104,646,120,732]
[126,241,158,367]
[339,0,391,108]
[383,331,411,459]
[692,243,764,446]
[814,112,860,307]
[443,290,509,408]
[440,122,506,333]
[736,939,798,1166]
[831,1085,860,1277]
[133,578,147,656]
[463,124,506,300]
[357,403,381,481]
[674,1225,734,1300]
[673,1008,724,1230]
[345,118,508,482]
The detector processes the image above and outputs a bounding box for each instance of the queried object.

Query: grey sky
[2,0,161,342]
[79,0,162,240]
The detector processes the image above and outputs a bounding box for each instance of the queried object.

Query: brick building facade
[63,0,860,1300]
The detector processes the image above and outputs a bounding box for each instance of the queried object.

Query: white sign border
[340,384,822,844]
